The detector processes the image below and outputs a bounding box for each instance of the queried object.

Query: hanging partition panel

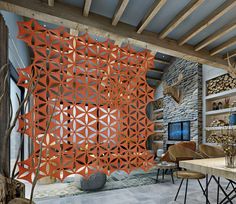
[17,19,155,182]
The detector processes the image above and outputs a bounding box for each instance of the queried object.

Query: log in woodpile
[206,73,236,95]
[153,98,163,110]
[0,175,25,204]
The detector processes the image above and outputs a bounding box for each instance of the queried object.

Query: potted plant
[208,127,236,168]
[0,64,56,203]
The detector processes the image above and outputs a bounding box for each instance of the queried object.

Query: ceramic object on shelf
[212,102,218,110]
[232,101,236,108]
[224,98,230,108]
[218,102,223,110]
[229,113,236,125]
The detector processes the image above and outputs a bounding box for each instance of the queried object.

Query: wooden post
[0,14,10,177]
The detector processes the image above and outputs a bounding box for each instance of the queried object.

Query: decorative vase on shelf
[224,98,230,108]
[212,102,217,110]
[218,102,223,110]
[229,113,236,126]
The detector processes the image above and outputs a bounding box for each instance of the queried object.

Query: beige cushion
[174,171,205,179]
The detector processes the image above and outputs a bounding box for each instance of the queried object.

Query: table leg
[162,169,165,180]
[171,169,174,184]
[184,179,189,204]
[212,176,233,204]
[206,174,209,204]
[217,177,220,204]
[198,179,211,204]
[156,169,160,183]
[226,181,231,190]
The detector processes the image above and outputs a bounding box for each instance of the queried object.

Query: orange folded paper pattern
[17,19,155,182]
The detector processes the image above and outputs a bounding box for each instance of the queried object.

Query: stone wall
[162,58,202,149]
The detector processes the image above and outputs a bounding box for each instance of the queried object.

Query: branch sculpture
[0,64,53,204]
[226,53,236,78]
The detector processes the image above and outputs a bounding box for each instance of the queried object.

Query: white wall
[0,11,30,68]
[202,64,227,143]
[154,82,163,100]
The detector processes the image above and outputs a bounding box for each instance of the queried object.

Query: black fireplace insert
[168,121,190,141]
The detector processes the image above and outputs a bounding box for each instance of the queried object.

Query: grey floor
[35,177,233,204]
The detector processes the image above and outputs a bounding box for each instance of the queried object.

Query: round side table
[156,162,177,184]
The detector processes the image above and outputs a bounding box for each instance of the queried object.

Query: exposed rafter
[48,0,54,7]
[83,0,92,17]
[195,20,236,51]
[149,68,164,74]
[224,50,236,60]
[146,76,161,81]
[0,0,230,71]
[159,0,204,39]
[210,37,236,56]
[137,0,167,34]
[178,0,236,46]
[154,59,170,65]
[112,0,129,26]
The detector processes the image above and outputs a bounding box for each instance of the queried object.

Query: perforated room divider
[17,19,155,182]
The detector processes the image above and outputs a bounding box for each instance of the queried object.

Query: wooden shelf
[153,108,163,113]
[205,126,236,131]
[205,88,236,101]
[153,119,164,123]
[152,140,163,144]
[154,130,164,133]
[206,107,236,116]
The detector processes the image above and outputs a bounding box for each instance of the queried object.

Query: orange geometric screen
[17,19,154,182]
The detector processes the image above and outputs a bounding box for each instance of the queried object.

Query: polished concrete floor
[35,177,231,204]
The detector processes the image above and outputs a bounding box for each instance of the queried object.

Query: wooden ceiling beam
[179,0,236,46]
[224,50,236,60]
[146,76,161,81]
[149,68,164,74]
[154,59,170,65]
[210,37,236,56]
[195,20,236,51]
[159,0,204,39]
[112,0,129,26]
[137,0,167,34]
[48,0,54,7]
[83,0,92,17]
[0,0,230,71]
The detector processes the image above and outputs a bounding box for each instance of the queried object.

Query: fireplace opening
[168,121,190,141]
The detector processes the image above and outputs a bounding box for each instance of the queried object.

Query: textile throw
[17,19,154,182]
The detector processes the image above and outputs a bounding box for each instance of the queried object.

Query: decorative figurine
[218,102,223,110]
[224,98,230,108]
[212,102,217,110]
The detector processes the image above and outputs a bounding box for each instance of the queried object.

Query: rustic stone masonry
[162,58,203,149]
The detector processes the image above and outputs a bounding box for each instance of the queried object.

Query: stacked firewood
[207,74,236,95]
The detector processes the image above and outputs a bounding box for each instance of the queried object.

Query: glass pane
[168,122,182,140]
[10,79,22,175]
[182,121,190,141]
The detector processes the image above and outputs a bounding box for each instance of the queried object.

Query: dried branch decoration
[226,52,236,78]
